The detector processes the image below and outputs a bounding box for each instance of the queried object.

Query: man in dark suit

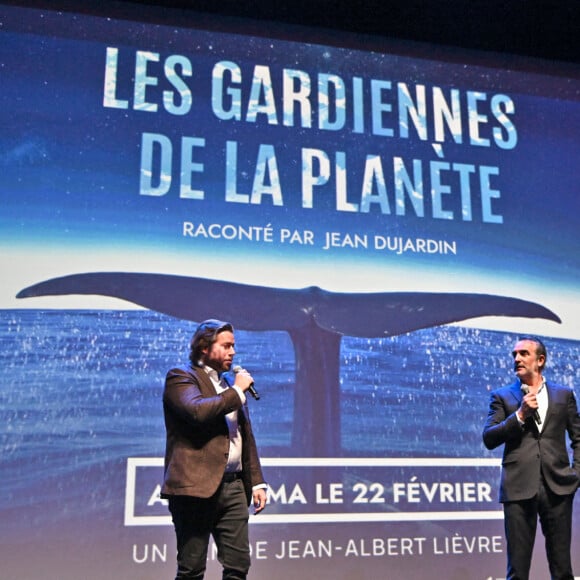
[161,319,267,579]
[483,336,580,580]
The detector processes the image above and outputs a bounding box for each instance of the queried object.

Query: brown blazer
[161,365,265,504]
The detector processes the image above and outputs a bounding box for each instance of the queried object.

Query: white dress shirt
[203,365,245,473]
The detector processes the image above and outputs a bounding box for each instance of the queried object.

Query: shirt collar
[199,362,220,382]
[520,376,546,393]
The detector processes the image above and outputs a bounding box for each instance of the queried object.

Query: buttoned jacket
[482,380,580,502]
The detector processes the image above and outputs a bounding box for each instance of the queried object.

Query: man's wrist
[232,385,246,403]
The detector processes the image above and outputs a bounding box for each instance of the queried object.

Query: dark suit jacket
[161,365,265,505]
[482,380,580,502]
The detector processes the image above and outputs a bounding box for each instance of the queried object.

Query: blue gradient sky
[1,5,579,339]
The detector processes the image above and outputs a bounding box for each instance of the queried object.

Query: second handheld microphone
[520,385,541,424]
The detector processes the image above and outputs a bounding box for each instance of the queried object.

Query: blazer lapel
[193,366,217,396]
[511,381,524,406]
[541,382,555,428]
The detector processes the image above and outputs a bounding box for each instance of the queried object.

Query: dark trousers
[503,479,574,580]
[168,479,250,580]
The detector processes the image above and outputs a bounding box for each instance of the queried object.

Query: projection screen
[1,3,579,579]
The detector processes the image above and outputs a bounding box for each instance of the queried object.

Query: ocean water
[1,309,578,535]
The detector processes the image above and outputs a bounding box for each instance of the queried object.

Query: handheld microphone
[520,385,541,424]
[233,365,260,400]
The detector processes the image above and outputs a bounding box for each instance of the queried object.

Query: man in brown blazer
[161,319,267,579]
[483,336,580,580]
